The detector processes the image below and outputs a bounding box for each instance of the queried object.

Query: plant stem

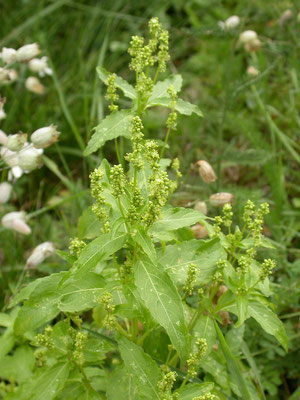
[115,137,122,165]
[160,126,171,158]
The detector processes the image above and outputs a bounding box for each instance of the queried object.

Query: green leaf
[149,74,182,101]
[118,337,161,400]
[0,331,15,359]
[160,238,226,285]
[78,207,102,239]
[0,345,35,383]
[214,320,251,400]
[133,227,156,260]
[248,299,288,351]
[30,362,70,400]
[235,296,249,328]
[14,272,65,335]
[176,383,215,399]
[147,97,202,117]
[149,206,206,233]
[134,254,190,361]
[74,232,128,276]
[56,250,76,265]
[193,315,216,356]
[58,273,106,313]
[97,66,137,100]
[84,110,133,155]
[106,365,140,400]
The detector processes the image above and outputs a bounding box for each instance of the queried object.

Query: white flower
[209,192,234,206]
[0,182,12,204]
[7,132,27,152]
[0,146,19,167]
[16,43,41,62]
[18,145,43,172]
[0,129,8,145]
[239,30,258,44]
[247,66,259,77]
[225,15,240,29]
[1,211,31,235]
[25,76,45,95]
[0,68,17,84]
[26,241,55,268]
[28,57,53,77]
[31,125,60,149]
[196,160,217,184]
[0,47,17,64]
[9,166,23,180]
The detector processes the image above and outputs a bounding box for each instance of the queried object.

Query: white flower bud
[16,43,41,62]
[0,129,8,145]
[225,15,240,29]
[239,30,258,44]
[0,182,12,203]
[196,160,217,184]
[26,241,55,269]
[191,223,208,239]
[0,47,17,64]
[0,68,10,83]
[25,76,45,95]
[247,66,259,77]
[28,57,53,77]
[209,192,234,206]
[194,201,207,215]
[0,146,19,167]
[1,211,31,235]
[6,132,27,151]
[31,125,60,149]
[18,145,43,172]
[9,166,23,180]
[279,9,293,26]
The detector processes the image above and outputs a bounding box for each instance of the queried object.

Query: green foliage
[1,8,297,400]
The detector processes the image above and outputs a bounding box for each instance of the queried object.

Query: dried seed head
[244,38,262,52]
[196,160,217,184]
[194,201,207,215]
[1,211,31,235]
[25,76,45,95]
[26,242,55,269]
[0,182,12,204]
[209,192,234,206]
[31,125,60,149]
[16,43,41,62]
[6,132,27,152]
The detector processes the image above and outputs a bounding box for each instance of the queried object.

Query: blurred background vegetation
[1,1,300,398]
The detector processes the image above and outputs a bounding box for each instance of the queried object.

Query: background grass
[1,0,300,398]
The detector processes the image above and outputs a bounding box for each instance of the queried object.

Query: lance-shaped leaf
[106,365,140,400]
[133,226,156,260]
[248,299,288,351]
[118,337,162,400]
[97,67,137,100]
[73,232,129,276]
[134,254,190,361]
[193,315,216,357]
[175,383,215,400]
[78,207,102,239]
[29,362,70,400]
[84,110,133,155]
[160,238,226,285]
[149,206,206,233]
[147,97,202,117]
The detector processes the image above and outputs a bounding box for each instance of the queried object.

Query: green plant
[0,18,288,400]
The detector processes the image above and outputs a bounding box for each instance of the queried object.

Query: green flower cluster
[157,371,177,400]
[90,167,110,232]
[183,263,198,297]
[192,394,218,400]
[100,292,116,329]
[187,338,208,377]
[243,200,269,246]
[105,73,119,113]
[69,237,86,257]
[110,164,126,198]
[35,326,54,349]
